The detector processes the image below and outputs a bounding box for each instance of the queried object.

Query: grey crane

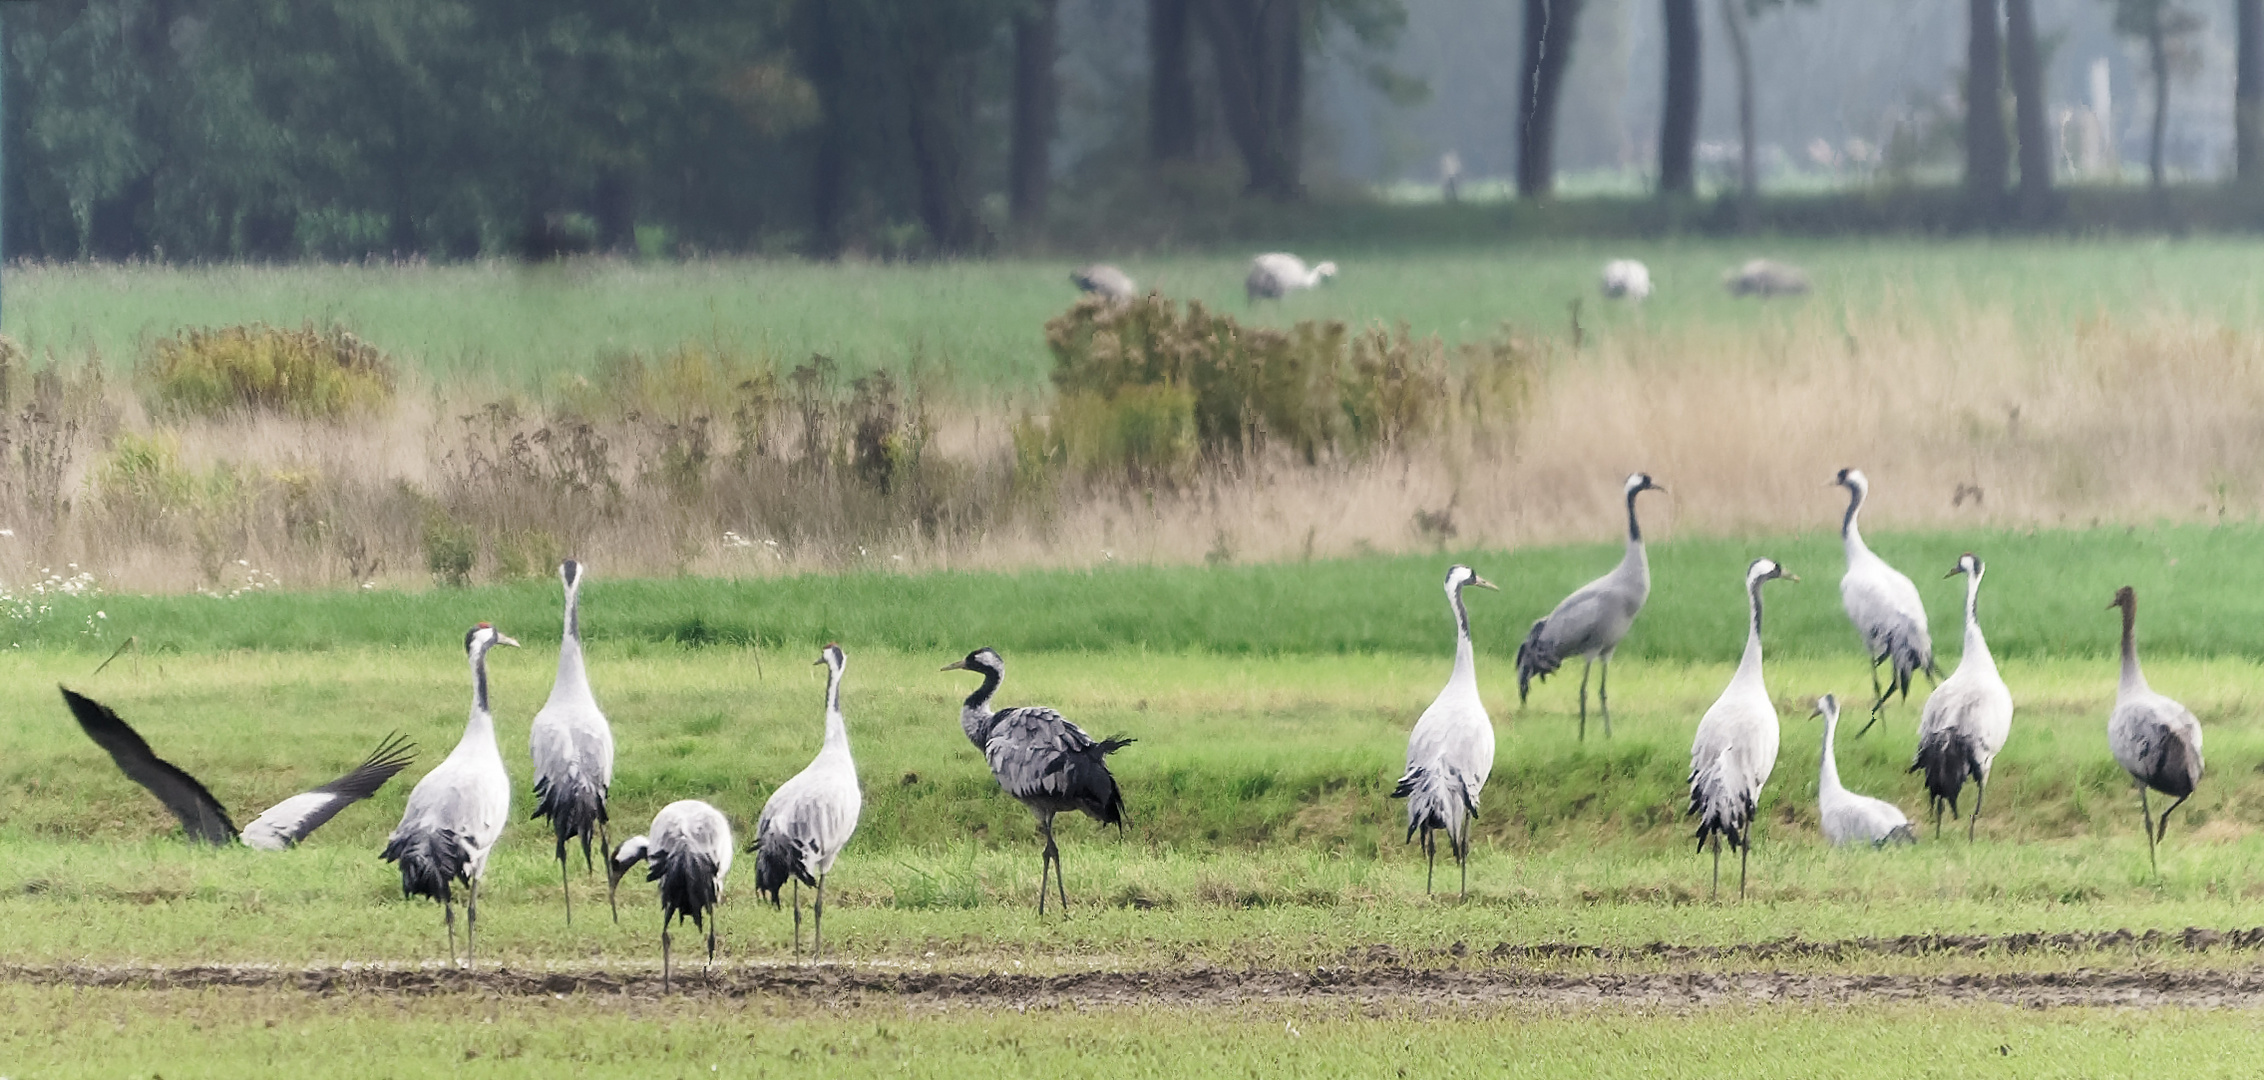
[1070,263,1137,303]
[1688,558,1796,900]
[1724,259,1810,297]
[1246,252,1337,301]
[944,646,1132,914]
[1812,694,1915,847]
[752,644,862,957]
[1517,473,1664,739]
[60,687,412,850]
[1390,564,1499,897]
[528,559,615,924]
[2107,586,2205,874]
[1910,554,2014,841]
[1833,468,1935,734]
[382,623,518,966]
[609,799,733,991]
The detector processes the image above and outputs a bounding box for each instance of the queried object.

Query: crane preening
[944,646,1132,914]
[529,559,615,924]
[753,644,863,957]
[610,799,733,991]
[60,687,413,850]
[1689,558,1796,900]
[382,623,517,967]
[1392,565,1499,897]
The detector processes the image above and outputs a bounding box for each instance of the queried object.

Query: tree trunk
[2149,7,2170,190]
[1658,0,1700,196]
[1198,0,1304,200]
[1150,0,1199,163]
[798,0,851,257]
[1965,0,2008,213]
[2240,0,2264,183]
[1010,0,1060,227]
[594,168,635,254]
[1717,0,1756,205]
[905,46,987,252]
[1516,0,1585,198]
[2004,0,2052,219]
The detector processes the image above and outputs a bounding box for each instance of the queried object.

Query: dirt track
[12,927,2264,1008]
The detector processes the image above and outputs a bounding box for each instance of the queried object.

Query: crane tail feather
[382,828,470,904]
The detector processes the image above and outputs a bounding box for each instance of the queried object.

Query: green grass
[15,239,2264,390]
[3,987,2260,1078]
[35,522,2264,662]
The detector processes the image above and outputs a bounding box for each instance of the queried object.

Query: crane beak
[1944,567,1962,579]
[812,657,828,667]
[1649,483,1668,494]
[1780,571,1800,583]
[940,659,967,672]
[605,858,629,924]
[1470,575,1500,591]
[496,633,521,648]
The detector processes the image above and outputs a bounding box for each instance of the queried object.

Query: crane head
[2109,585,2136,612]
[1625,472,1664,496]
[1746,558,1798,587]
[941,647,1004,676]
[1809,693,1839,722]
[560,559,582,590]
[1831,467,1867,493]
[605,836,651,924]
[465,623,520,654]
[1313,261,1339,282]
[1445,565,1497,594]
[817,642,845,670]
[1946,553,1983,579]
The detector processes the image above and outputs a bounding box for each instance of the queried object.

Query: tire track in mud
[11,927,2264,1008]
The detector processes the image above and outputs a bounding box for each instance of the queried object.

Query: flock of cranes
[1069,254,1812,307]
[52,467,2209,978]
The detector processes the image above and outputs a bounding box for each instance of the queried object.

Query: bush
[1040,295,1535,483]
[140,323,397,419]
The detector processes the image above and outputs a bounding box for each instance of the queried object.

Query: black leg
[791,878,803,953]
[466,880,479,968]
[560,854,573,926]
[1932,797,1943,841]
[2140,786,2159,875]
[1577,659,1592,741]
[1424,829,1436,895]
[1738,842,1749,901]
[443,897,458,966]
[1598,654,1612,739]
[1857,661,1886,737]
[663,918,674,994]
[814,874,827,959]
[2157,794,2190,846]
[1457,825,1469,900]
[1969,779,1987,844]
[1710,835,1721,901]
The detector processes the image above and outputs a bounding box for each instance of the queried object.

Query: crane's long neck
[2119,600,2145,693]
[467,646,497,744]
[1448,584,1477,692]
[1962,570,1993,669]
[1619,490,1650,584]
[1735,580,1767,685]
[822,661,850,753]
[1841,485,1867,555]
[1818,711,1844,793]
[960,666,1002,748]
[554,585,590,695]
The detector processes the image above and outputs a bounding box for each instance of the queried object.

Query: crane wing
[59,686,238,845]
[239,732,415,850]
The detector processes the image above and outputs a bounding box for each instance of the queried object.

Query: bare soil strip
[11,928,2264,1008]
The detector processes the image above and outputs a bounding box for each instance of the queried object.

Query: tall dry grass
[2,298,2260,592]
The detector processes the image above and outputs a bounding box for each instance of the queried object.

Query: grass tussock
[4,293,2264,590]
[139,323,396,419]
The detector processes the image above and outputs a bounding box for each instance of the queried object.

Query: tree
[1657,0,1700,196]
[2112,0,2204,192]
[1009,0,1060,228]
[1964,0,2009,214]
[1515,0,1584,198]
[1149,0,1199,163]
[2004,0,2052,218]
[1197,0,1305,199]
[1717,0,1756,206]
[2240,0,2263,183]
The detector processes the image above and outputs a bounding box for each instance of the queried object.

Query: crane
[382,623,517,966]
[1391,564,1499,896]
[1689,558,1796,899]
[752,644,862,957]
[1070,264,1137,303]
[1910,553,2014,841]
[1833,468,1935,734]
[1600,260,1652,300]
[1812,694,1915,846]
[2106,586,2204,874]
[1246,253,1337,301]
[609,799,733,991]
[529,559,615,924]
[1517,473,1663,738]
[943,646,1131,913]
[60,687,412,850]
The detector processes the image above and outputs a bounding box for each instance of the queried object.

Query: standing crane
[1688,558,1796,900]
[2106,586,2205,874]
[1833,468,1935,734]
[943,646,1132,914]
[382,623,518,966]
[1245,253,1337,301]
[1391,564,1500,897]
[60,687,412,849]
[1812,694,1915,846]
[752,644,862,957]
[1517,473,1664,738]
[1910,554,2014,841]
[609,799,733,992]
[528,559,614,924]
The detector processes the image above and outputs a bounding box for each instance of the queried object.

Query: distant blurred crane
[1246,253,1337,301]
[1813,694,1915,847]
[1070,263,1137,303]
[1723,259,1810,297]
[1834,468,1935,733]
[60,687,412,850]
[1689,558,1796,900]
[610,799,733,991]
[383,623,518,966]
[944,646,1131,913]
[1600,259,1652,300]
[1392,564,1499,897]
[2106,586,2204,874]
[1517,473,1664,739]
[753,644,862,957]
[529,560,614,924]
[1911,553,2013,841]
